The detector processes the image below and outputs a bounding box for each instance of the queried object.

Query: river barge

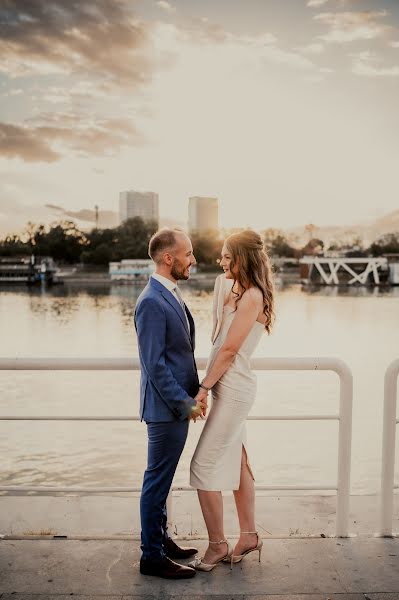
[0,256,57,285]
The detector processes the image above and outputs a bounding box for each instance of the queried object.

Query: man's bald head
[148,228,185,265]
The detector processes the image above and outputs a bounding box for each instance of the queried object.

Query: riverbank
[54,268,299,286]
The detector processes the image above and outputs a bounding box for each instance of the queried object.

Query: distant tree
[81,227,118,265]
[368,232,399,256]
[300,238,324,256]
[1,221,87,263]
[0,217,158,266]
[0,234,29,257]
[81,217,158,265]
[191,229,223,266]
[345,236,368,258]
[263,228,296,257]
[328,235,367,257]
[115,217,158,260]
[32,221,87,263]
[81,243,113,266]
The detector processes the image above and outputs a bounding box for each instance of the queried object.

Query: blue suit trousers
[140,420,189,560]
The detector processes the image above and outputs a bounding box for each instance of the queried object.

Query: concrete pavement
[0,537,398,599]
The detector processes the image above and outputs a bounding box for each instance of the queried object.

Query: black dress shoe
[164,537,198,559]
[140,556,196,579]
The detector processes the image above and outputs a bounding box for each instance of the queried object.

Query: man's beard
[171,259,189,281]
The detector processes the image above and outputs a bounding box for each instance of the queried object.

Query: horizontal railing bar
[0,414,340,421]
[173,485,337,491]
[250,415,338,421]
[0,357,140,371]
[0,356,350,376]
[0,484,338,493]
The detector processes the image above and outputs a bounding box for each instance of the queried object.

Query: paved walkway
[0,537,398,599]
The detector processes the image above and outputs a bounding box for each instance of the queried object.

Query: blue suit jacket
[134,277,199,422]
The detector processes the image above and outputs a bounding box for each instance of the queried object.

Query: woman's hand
[192,388,208,420]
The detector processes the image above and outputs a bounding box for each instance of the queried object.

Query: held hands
[190,387,209,422]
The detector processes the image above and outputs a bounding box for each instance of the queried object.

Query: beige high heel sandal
[188,539,233,572]
[231,531,263,564]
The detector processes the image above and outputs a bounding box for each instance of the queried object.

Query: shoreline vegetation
[0,218,398,283]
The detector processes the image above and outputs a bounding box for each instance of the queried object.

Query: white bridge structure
[300,256,388,285]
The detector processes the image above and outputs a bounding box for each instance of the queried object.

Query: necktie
[174,285,190,332]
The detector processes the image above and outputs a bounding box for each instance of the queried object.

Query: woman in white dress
[188,230,275,572]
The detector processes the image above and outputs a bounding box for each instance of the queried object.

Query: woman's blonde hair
[225,229,275,334]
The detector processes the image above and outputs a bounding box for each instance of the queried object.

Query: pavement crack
[105,544,124,587]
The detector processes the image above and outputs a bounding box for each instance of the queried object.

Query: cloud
[156,1,176,14]
[296,42,325,54]
[0,113,144,163]
[215,32,323,73]
[315,10,390,43]
[0,1,154,88]
[307,0,329,7]
[176,17,228,44]
[0,196,56,237]
[44,204,118,227]
[260,45,320,70]
[26,79,121,108]
[308,0,382,6]
[352,51,399,77]
[0,196,118,236]
[0,122,61,162]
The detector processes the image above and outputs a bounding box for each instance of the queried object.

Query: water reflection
[301,283,399,297]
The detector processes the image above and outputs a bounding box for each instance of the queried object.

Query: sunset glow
[1,0,398,235]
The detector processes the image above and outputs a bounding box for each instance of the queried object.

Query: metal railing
[0,356,353,537]
[380,358,399,536]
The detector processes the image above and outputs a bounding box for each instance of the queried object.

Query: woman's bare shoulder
[240,286,263,309]
[244,285,263,300]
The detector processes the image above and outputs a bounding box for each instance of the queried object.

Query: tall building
[188,196,218,232]
[119,190,159,225]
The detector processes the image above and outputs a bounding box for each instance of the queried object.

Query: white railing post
[380,359,399,537]
[335,360,353,537]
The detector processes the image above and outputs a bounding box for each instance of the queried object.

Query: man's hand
[190,403,205,422]
[192,387,208,419]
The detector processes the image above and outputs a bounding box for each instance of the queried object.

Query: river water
[0,281,398,495]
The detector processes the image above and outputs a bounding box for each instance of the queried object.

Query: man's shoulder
[136,283,163,310]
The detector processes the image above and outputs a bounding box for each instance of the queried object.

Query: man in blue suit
[135,228,207,579]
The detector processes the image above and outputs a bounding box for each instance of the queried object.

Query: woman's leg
[232,446,258,555]
[197,489,229,563]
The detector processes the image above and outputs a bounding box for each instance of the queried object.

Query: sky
[0,0,399,236]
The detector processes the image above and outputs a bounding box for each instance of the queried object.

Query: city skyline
[1,1,399,237]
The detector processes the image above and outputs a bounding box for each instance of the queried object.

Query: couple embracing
[134,228,275,579]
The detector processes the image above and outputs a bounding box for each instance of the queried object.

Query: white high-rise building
[188,196,218,232]
[119,190,159,225]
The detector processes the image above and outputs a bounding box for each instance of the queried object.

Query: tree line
[0,218,398,266]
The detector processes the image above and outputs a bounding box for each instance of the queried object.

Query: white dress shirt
[151,273,190,331]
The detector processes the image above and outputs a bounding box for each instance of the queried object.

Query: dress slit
[242,443,255,482]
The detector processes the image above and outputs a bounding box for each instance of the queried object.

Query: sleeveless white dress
[190,275,264,491]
